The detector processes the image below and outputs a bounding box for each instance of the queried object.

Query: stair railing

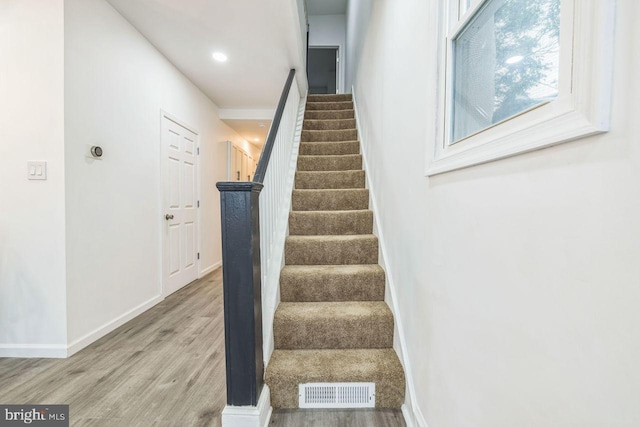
[216,69,302,408]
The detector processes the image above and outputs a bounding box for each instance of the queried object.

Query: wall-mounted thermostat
[86,144,104,160]
[90,146,103,158]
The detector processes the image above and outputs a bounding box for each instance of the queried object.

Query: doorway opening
[308,47,339,94]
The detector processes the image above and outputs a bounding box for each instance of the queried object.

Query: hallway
[0,271,227,425]
[0,270,404,426]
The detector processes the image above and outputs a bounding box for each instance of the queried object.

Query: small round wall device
[90,146,103,158]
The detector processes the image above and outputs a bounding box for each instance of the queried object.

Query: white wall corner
[221,385,273,427]
[352,88,427,427]
[67,294,163,357]
[200,261,222,278]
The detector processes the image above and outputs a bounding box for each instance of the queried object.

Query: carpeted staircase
[265,94,406,409]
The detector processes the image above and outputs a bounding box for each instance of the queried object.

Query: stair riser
[304,110,355,120]
[299,141,360,156]
[297,155,362,171]
[266,349,406,409]
[280,268,385,302]
[289,211,373,235]
[295,171,365,190]
[303,119,356,130]
[307,94,353,102]
[270,379,404,409]
[292,190,369,211]
[274,312,393,349]
[306,101,354,111]
[302,129,358,142]
[285,237,378,265]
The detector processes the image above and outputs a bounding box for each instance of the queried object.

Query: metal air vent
[299,382,375,408]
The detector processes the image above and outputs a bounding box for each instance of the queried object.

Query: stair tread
[289,210,373,235]
[304,118,355,123]
[300,140,359,145]
[276,301,392,320]
[290,208,372,214]
[274,301,394,350]
[295,170,365,190]
[304,110,355,119]
[292,188,367,193]
[297,154,362,172]
[280,264,385,302]
[299,153,361,157]
[291,188,369,211]
[285,234,378,265]
[302,129,357,142]
[281,264,384,274]
[299,141,360,156]
[307,94,352,102]
[286,234,377,241]
[266,348,405,408]
[303,129,356,133]
[267,348,403,373]
[305,111,355,114]
[303,119,356,130]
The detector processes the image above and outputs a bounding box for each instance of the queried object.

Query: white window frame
[427,0,616,176]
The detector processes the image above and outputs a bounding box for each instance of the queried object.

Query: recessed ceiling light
[506,55,523,64]
[212,52,228,62]
[254,138,260,142]
[258,123,266,127]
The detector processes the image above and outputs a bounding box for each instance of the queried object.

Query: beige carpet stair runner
[265,93,406,409]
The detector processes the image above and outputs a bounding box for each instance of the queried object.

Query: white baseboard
[0,344,68,359]
[3,265,219,360]
[66,294,163,357]
[402,403,429,427]
[200,261,222,277]
[352,88,427,427]
[222,385,272,427]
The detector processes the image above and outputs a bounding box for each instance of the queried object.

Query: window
[428,0,615,176]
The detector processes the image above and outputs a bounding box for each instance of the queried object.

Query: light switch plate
[27,161,47,180]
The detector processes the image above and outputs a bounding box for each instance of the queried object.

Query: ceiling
[306,0,348,15]
[106,0,304,109]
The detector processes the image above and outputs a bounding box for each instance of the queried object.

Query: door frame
[160,110,202,297]
[308,45,340,94]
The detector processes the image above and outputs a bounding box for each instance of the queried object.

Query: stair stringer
[261,96,307,366]
[352,88,428,427]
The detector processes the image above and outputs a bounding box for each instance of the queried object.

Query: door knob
[165,214,174,220]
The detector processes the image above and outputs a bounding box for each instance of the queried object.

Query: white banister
[258,82,305,363]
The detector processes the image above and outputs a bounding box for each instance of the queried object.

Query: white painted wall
[64,0,248,351]
[347,0,640,426]
[309,14,346,93]
[0,0,68,357]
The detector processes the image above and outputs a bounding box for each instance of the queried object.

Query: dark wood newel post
[216,181,264,407]
[216,69,295,411]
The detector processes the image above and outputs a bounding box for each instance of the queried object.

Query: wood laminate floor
[0,269,405,427]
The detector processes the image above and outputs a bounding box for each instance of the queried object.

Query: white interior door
[162,115,199,296]
[242,152,249,181]
[234,146,242,181]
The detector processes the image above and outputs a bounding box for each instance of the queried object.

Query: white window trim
[426,0,616,176]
